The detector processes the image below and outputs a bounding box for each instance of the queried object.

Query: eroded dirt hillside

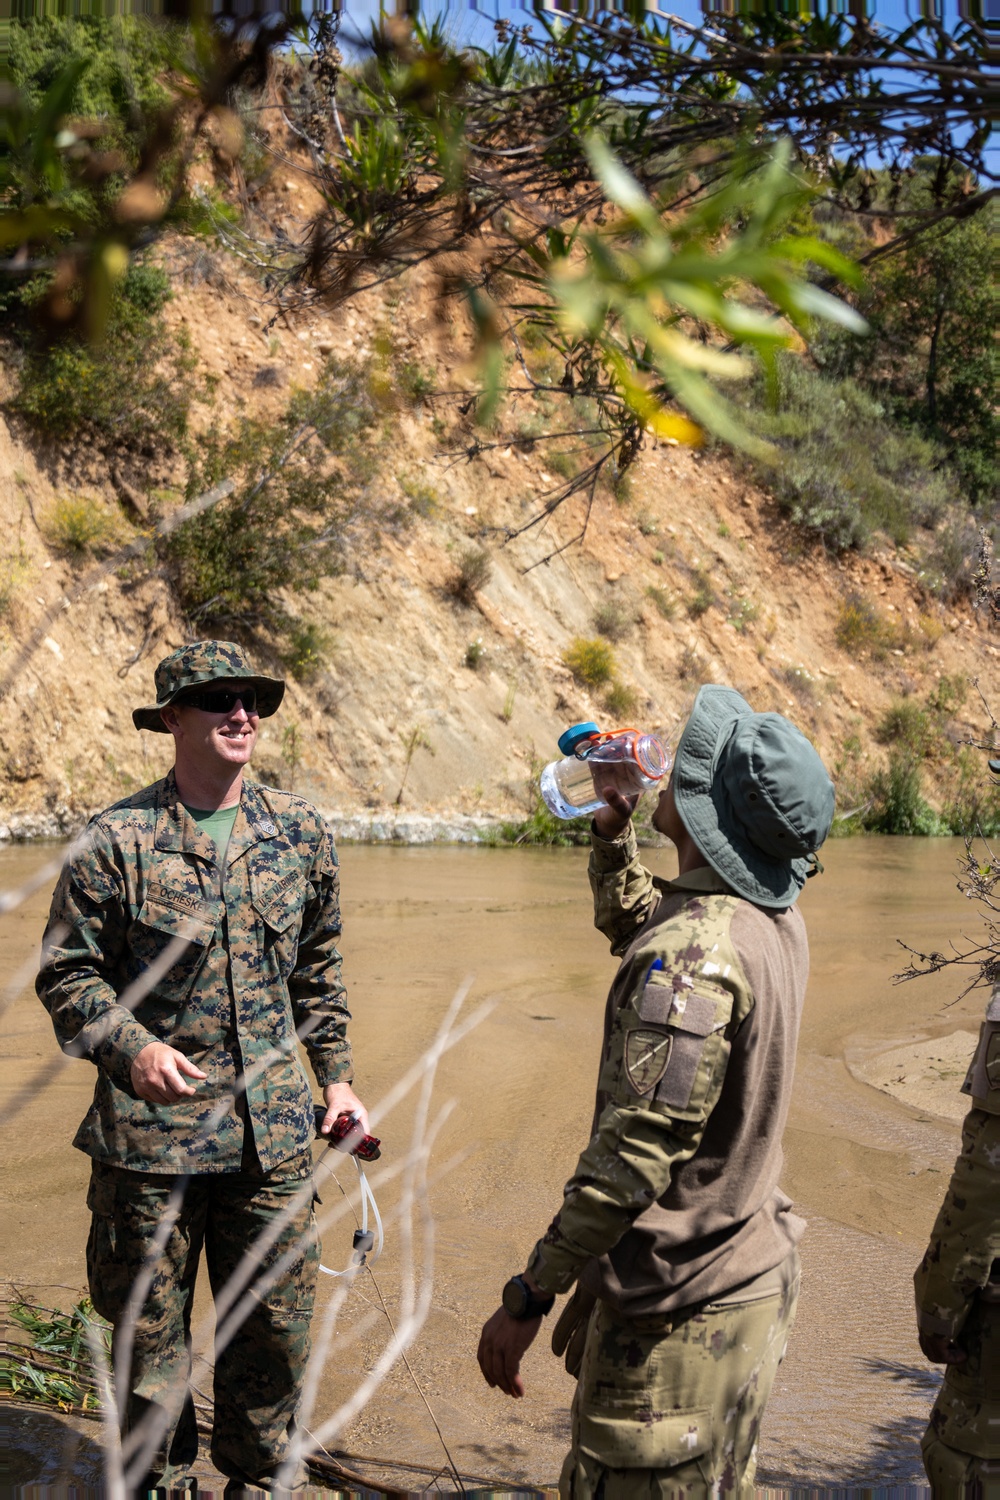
[0,233,994,840]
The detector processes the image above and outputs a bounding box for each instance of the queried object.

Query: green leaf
[31,57,91,177]
[584,134,659,235]
[782,281,869,332]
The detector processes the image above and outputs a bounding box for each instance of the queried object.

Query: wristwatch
[502,1274,555,1320]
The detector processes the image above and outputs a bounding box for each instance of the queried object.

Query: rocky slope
[0,212,994,843]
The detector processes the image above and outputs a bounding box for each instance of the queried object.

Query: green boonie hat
[132,640,285,734]
[673,684,835,909]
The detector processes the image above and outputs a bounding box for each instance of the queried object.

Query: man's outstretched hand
[477,1307,542,1398]
[592,784,638,841]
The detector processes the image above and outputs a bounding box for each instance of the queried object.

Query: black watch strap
[502,1274,555,1320]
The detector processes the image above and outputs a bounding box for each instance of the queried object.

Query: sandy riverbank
[848,1029,980,1125]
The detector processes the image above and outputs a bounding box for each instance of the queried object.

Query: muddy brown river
[0,836,986,1490]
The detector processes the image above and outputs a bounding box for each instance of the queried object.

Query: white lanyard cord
[319,1156,384,1277]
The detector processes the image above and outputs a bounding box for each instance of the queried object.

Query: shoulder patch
[624,1028,673,1094]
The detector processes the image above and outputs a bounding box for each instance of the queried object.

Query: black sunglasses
[178,686,258,714]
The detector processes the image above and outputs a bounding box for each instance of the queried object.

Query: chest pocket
[251,867,305,931]
[250,865,306,979]
[130,894,217,1007]
[608,970,733,1123]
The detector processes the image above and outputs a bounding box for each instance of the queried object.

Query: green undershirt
[182,801,240,849]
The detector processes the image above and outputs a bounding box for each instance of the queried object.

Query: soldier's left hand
[477,1307,542,1398]
[319,1081,370,1137]
[918,1329,968,1365]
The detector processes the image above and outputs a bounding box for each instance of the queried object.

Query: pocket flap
[251,868,305,932]
[638,975,720,1036]
[577,1405,713,1468]
[136,895,215,948]
[86,1167,117,1218]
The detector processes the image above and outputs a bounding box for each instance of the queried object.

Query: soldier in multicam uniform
[915,982,1000,1493]
[478,685,835,1496]
[36,641,367,1492]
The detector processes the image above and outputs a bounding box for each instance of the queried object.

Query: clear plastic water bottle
[539,722,671,820]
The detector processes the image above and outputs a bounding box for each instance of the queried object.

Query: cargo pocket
[576,1404,714,1469]
[575,1305,714,1469]
[85,1165,128,1324]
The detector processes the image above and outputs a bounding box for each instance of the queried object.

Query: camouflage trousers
[559,1252,800,1500]
[86,1150,319,1490]
[922,1289,1000,1496]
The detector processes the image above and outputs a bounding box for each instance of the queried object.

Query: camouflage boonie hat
[674,684,835,909]
[132,641,285,733]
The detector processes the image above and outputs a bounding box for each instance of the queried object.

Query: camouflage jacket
[914,1109,1000,1343]
[36,771,352,1174]
[525,824,809,1316]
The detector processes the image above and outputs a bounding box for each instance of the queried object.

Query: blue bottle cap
[558,722,600,756]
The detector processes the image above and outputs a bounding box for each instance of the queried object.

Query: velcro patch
[624,1028,673,1095]
[637,976,674,1026]
[666,992,718,1037]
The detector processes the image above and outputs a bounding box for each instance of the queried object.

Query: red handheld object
[328,1111,382,1162]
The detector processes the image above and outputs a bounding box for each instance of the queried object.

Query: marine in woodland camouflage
[526,832,753,1297]
[915,984,1000,1467]
[36,769,352,1174]
[87,1149,319,1486]
[560,1259,799,1497]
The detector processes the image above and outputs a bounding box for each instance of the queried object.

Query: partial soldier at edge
[915,981,1000,1493]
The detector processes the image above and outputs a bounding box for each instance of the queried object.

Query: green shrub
[926,674,968,716]
[730,355,957,551]
[547,450,579,480]
[729,596,759,634]
[165,359,380,640]
[497,802,592,846]
[645,585,676,619]
[396,360,436,407]
[604,680,639,718]
[687,570,714,618]
[465,638,485,670]
[452,546,492,604]
[612,472,633,506]
[12,262,189,449]
[776,666,818,707]
[563,636,616,687]
[283,621,331,681]
[864,751,945,836]
[44,496,116,555]
[0,553,29,615]
[399,476,440,518]
[8,16,180,140]
[875,700,936,758]
[834,592,899,659]
[593,599,634,642]
[940,750,1000,837]
[920,515,985,603]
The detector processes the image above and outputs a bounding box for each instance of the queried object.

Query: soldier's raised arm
[589,786,657,956]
